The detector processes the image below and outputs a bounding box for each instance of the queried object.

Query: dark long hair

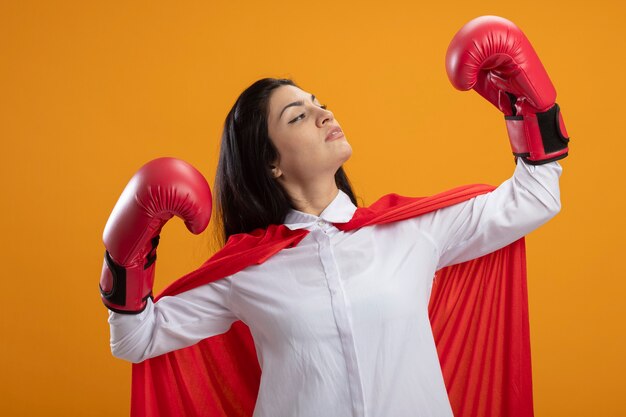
[212,77,358,247]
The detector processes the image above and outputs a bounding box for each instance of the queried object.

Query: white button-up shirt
[109,159,562,417]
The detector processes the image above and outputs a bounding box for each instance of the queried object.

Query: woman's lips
[325,127,344,141]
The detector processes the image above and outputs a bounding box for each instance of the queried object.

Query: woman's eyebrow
[279,94,317,120]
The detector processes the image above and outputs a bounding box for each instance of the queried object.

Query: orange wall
[1,0,624,416]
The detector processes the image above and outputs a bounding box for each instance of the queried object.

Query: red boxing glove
[446,15,570,165]
[99,157,212,314]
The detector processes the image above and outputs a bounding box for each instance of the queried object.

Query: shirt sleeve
[108,275,238,363]
[413,159,563,270]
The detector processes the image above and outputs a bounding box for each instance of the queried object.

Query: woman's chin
[338,142,353,163]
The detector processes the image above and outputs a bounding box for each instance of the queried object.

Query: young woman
[101,17,568,417]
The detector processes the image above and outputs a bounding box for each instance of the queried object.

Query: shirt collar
[284,189,357,230]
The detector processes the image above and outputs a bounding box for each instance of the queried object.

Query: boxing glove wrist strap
[99,236,159,314]
[505,103,570,165]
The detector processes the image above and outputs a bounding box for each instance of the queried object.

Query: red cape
[131,184,534,417]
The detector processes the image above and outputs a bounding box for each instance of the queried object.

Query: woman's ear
[269,164,282,179]
[269,155,283,179]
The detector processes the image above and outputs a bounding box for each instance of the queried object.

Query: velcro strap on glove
[99,236,159,314]
[505,103,570,165]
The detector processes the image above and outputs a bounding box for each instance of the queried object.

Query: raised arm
[414,16,569,270]
[98,157,224,362]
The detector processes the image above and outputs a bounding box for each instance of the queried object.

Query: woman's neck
[279,179,340,217]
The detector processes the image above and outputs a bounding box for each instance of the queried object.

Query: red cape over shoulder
[131,184,533,417]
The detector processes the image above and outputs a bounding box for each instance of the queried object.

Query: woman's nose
[316,107,334,127]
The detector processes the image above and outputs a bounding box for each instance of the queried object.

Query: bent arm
[108,276,238,363]
[414,159,562,270]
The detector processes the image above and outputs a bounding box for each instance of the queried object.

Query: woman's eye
[288,104,328,124]
[289,113,305,124]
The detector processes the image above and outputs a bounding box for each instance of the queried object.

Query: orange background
[1,0,624,416]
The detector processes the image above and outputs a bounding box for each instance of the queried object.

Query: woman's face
[267,85,352,183]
